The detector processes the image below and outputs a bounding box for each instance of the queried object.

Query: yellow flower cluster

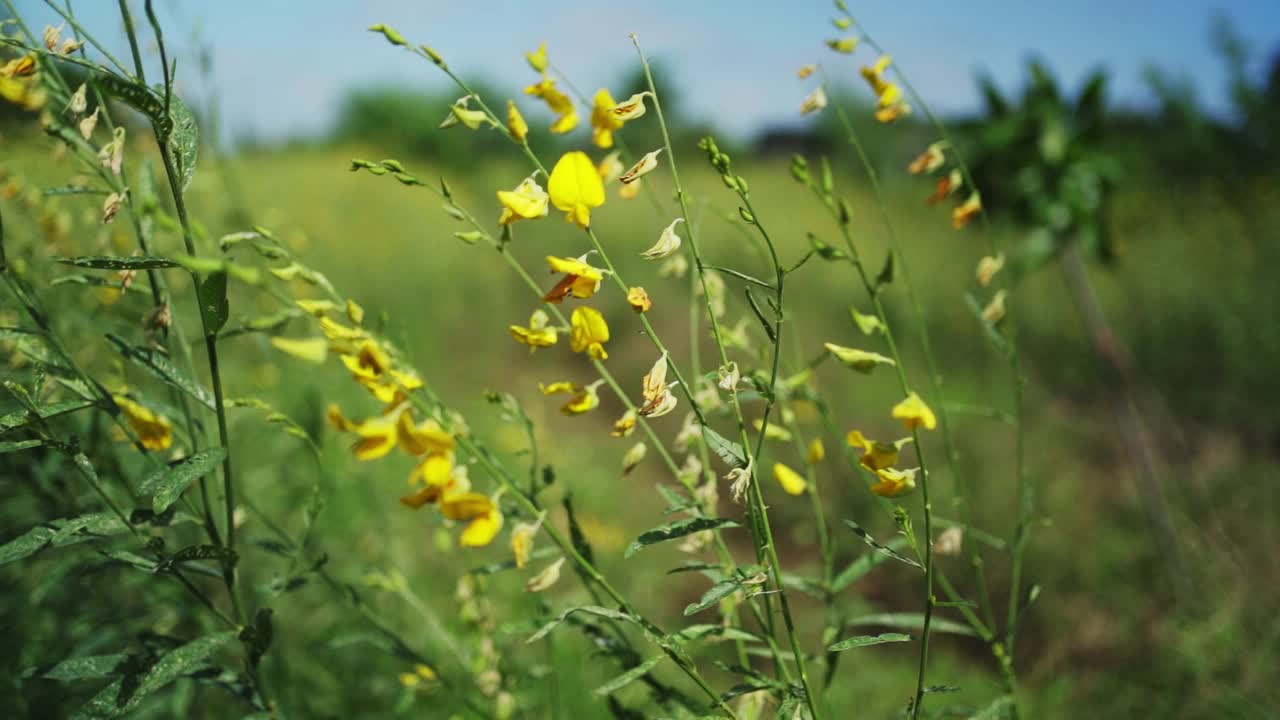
[522,43,577,134]
[306,304,503,547]
[907,141,983,229]
[846,392,937,498]
[860,55,911,123]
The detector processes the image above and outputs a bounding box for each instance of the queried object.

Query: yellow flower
[509,308,558,350]
[846,429,912,471]
[440,492,504,547]
[349,412,400,461]
[442,95,494,130]
[543,254,606,303]
[975,253,1005,288]
[806,437,825,465]
[112,395,173,451]
[341,339,391,381]
[622,441,647,474]
[0,55,37,79]
[800,86,828,115]
[952,193,983,229]
[797,64,817,79]
[927,169,963,205]
[497,175,549,225]
[524,77,577,134]
[619,149,662,184]
[611,409,637,437]
[590,89,624,148]
[626,286,652,313]
[525,42,548,73]
[892,392,937,431]
[270,336,328,364]
[399,663,438,688]
[397,411,455,456]
[400,453,460,508]
[510,512,545,568]
[569,306,609,360]
[982,290,1008,325]
[540,379,604,415]
[641,218,683,260]
[908,142,947,175]
[826,37,858,54]
[506,100,528,142]
[598,151,624,184]
[547,151,605,228]
[871,466,918,498]
[772,462,807,496]
[753,419,791,442]
[861,55,910,122]
[824,342,896,373]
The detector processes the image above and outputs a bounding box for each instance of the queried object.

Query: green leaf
[831,535,912,591]
[625,517,741,558]
[197,271,229,336]
[140,448,227,513]
[701,425,747,469]
[593,655,664,696]
[842,519,922,570]
[874,250,895,288]
[527,606,634,644]
[672,624,761,644]
[683,579,744,616]
[30,653,130,681]
[167,94,199,192]
[0,399,97,433]
[106,334,215,411]
[0,439,43,454]
[562,493,595,566]
[71,631,236,719]
[52,255,180,270]
[845,613,976,637]
[156,543,238,573]
[0,526,57,566]
[826,632,911,652]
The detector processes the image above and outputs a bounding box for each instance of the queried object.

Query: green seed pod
[368,24,407,47]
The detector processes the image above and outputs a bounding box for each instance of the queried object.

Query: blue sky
[13,1,1280,143]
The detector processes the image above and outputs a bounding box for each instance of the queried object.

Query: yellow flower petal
[506,99,528,142]
[525,556,565,592]
[510,309,558,349]
[871,466,918,497]
[397,412,454,455]
[525,43,548,73]
[806,438,825,465]
[598,151,624,183]
[797,64,817,79]
[892,392,937,431]
[976,253,1005,288]
[626,286,652,313]
[826,37,858,54]
[270,336,328,364]
[112,395,172,451]
[569,306,609,360]
[952,193,983,229]
[548,151,605,228]
[497,175,549,225]
[350,413,399,461]
[772,462,808,496]
[610,92,650,121]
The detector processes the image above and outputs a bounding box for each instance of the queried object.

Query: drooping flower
[611,409,637,437]
[440,95,495,130]
[806,438,825,465]
[543,254,606,303]
[871,466,918,497]
[800,86,828,115]
[824,342,896,374]
[619,149,662,184]
[725,459,754,504]
[772,462,808,496]
[509,308,558,350]
[622,442,647,475]
[927,169,963,205]
[860,55,910,122]
[892,392,937,431]
[982,289,1008,325]
[976,253,1006,288]
[506,100,528,142]
[569,306,610,360]
[440,492,505,547]
[952,193,983,229]
[510,511,545,568]
[589,89,624,148]
[525,43,549,73]
[112,394,173,451]
[908,142,947,175]
[639,352,678,418]
[598,151,624,184]
[611,92,650,121]
[524,77,577,134]
[641,218,683,260]
[540,378,605,414]
[717,361,740,392]
[846,429,913,471]
[547,151,605,228]
[626,286,652,313]
[525,556,565,592]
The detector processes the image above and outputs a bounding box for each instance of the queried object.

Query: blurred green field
[5,116,1280,719]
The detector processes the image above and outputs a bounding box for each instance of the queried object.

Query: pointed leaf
[197,271,229,336]
[625,517,740,558]
[826,632,911,652]
[71,631,236,719]
[846,612,976,637]
[683,579,743,616]
[52,256,179,270]
[831,535,912,591]
[140,448,226,513]
[527,606,634,644]
[30,654,130,681]
[106,334,215,411]
[701,425,747,469]
[593,655,664,696]
[843,519,922,570]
